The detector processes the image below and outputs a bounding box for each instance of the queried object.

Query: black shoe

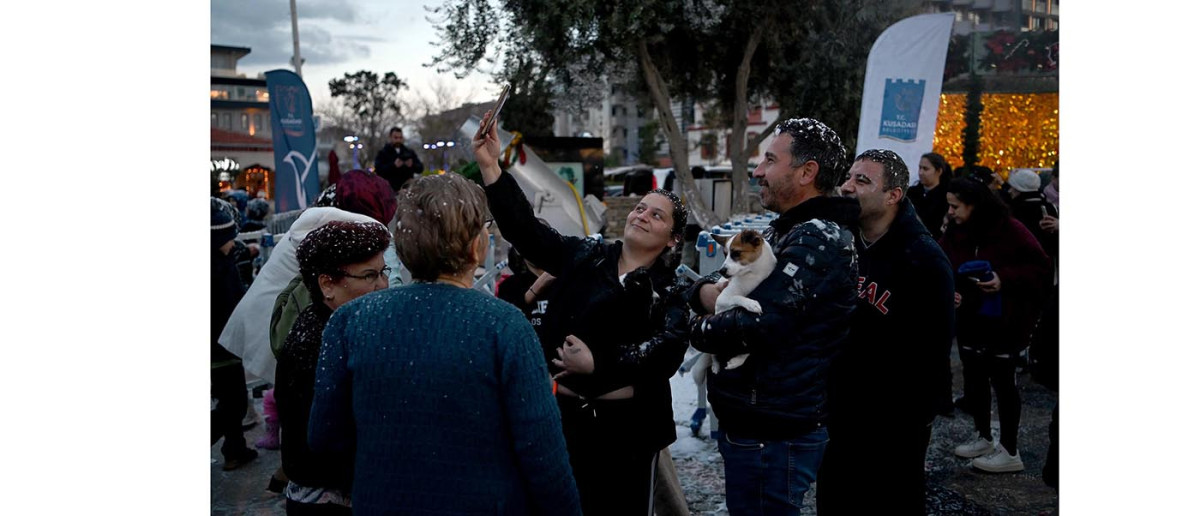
[267,474,288,493]
[223,448,258,471]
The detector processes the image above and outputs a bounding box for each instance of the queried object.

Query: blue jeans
[718,427,828,516]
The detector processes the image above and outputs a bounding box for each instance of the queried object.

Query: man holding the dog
[686,118,860,515]
[818,149,956,514]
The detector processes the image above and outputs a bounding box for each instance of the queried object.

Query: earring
[324,295,334,300]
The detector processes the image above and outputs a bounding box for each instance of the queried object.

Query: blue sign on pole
[266,69,318,213]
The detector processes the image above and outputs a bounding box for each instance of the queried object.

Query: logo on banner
[879,79,926,142]
[274,85,307,138]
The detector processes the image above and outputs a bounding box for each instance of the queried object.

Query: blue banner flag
[266,69,318,212]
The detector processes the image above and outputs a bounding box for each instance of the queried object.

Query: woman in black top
[474,112,693,515]
[274,220,391,515]
[906,152,952,239]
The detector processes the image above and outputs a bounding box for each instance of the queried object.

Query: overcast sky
[211,0,498,108]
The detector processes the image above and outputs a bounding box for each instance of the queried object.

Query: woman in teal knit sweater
[308,173,581,515]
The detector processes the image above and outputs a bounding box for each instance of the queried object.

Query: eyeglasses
[341,266,391,282]
[484,218,495,230]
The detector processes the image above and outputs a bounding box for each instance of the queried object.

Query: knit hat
[336,169,398,225]
[211,197,240,249]
[247,198,270,221]
[1007,169,1041,193]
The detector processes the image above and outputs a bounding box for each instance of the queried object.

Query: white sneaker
[972,444,1024,473]
[953,434,995,458]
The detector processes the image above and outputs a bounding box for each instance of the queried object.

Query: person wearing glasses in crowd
[473,110,692,515]
[308,173,580,515]
[274,220,391,515]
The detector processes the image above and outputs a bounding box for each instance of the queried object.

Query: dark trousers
[718,428,827,516]
[557,396,657,516]
[210,362,248,458]
[286,499,352,516]
[816,418,931,515]
[961,346,1021,453]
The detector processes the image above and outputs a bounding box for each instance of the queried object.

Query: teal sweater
[309,283,581,515]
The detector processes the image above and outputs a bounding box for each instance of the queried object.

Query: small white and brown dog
[709,228,776,372]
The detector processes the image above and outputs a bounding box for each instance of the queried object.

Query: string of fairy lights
[933,93,1059,180]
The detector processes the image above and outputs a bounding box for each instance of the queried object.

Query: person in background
[820,150,955,514]
[211,197,258,471]
[939,177,1052,473]
[906,152,952,239]
[373,126,424,191]
[243,198,270,233]
[276,220,391,515]
[309,173,580,515]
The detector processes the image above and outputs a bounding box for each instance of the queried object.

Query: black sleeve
[909,240,957,421]
[483,170,586,277]
[373,148,392,174]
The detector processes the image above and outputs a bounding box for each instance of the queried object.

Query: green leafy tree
[428,0,920,223]
[327,71,410,161]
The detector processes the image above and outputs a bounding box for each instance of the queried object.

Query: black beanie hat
[211,197,240,249]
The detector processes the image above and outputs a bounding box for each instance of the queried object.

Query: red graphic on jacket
[855,276,892,315]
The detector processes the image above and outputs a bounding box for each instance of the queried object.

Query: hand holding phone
[480,84,511,136]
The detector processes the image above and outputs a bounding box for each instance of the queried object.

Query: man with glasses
[818,150,955,514]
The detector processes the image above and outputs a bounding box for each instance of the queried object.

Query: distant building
[924,0,1059,34]
[211,44,275,198]
[552,80,648,166]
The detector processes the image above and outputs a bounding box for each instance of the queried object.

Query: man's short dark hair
[775,118,848,194]
[389,126,404,136]
[855,149,909,191]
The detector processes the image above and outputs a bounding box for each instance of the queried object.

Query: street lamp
[343,135,363,169]
[422,140,456,173]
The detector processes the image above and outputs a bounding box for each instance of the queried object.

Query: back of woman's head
[336,169,398,225]
[947,177,1009,231]
[922,152,951,182]
[396,173,489,281]
[296,220,391,299]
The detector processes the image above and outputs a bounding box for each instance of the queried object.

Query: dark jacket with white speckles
[686,195,860,440]
[485,170,692,453]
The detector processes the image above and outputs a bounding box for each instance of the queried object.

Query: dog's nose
[717,267,729,278]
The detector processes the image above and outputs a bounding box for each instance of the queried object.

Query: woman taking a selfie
[474,111,692,514]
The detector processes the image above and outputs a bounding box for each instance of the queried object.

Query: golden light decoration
[933,93,1059,180]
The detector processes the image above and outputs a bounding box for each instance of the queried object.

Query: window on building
[747,132,760,157]
[255,89,270,102]
[254,114,264,132]
[1050,0,1058,15]
[241,113,249,130]
[222,113,232,130]
[211,113,218,127]
[1032,16,1043,30]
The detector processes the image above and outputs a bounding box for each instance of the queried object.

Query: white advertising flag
[855,13,955,185]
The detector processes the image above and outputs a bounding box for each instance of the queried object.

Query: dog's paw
[741,299,762,314]
[725,354,748,370]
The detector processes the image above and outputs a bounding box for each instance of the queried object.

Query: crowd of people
[211,111,1059,515]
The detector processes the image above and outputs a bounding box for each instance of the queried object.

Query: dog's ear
[711,233,731,248]
[741,229,762,247]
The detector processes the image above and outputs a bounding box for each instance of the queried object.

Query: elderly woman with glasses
[274,220,391,515]
[308,173,581,515]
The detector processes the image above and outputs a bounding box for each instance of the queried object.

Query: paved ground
[213,346,1058,515]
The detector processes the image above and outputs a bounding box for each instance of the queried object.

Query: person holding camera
[373,126,424,191]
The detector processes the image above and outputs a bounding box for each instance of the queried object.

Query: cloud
[211,0,374,69]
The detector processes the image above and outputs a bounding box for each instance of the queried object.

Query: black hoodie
[827,198,955,428]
